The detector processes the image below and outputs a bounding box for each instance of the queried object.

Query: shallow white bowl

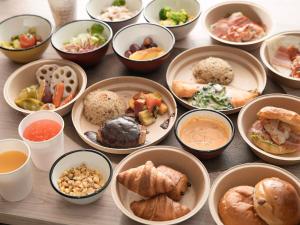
[202,1,273,50]
[144,0,201,40]
[209,163,300,225]
[260,31,300,89]
[111,145,210,225]
[49,149,113,205]
[238,94,300,165]
[86,0,143,33]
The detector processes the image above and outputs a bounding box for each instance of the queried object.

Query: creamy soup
[179,116,230,150]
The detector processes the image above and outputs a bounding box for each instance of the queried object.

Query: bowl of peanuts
[49,149,113,205]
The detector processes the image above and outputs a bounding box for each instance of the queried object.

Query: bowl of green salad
[51,20,112,66]
[0,14,53,63]
[144,0,201,40]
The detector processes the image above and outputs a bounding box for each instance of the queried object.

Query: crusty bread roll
[257,106,300,134]
[254,177,300,225]
[218,186,267,225]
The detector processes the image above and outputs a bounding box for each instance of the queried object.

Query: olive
[143,37,153,47]
[124,50,132,58]
[129,43,140,53]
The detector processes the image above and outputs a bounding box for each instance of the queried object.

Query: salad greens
[189,83,233,110]
[63,23,106,53]
[112,0,126,6]
[159,7,189,26]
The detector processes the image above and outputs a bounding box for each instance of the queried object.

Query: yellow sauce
[179,116,230,150]
[0,151,27,173]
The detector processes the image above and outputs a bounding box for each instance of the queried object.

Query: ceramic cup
[0,139,33,202]
[48,0,77,28]
[18,110,65,171]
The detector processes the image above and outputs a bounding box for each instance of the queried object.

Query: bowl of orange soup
[175,109,234,159]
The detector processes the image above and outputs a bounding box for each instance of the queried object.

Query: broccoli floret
[90,23,104,35]
[167,9,188,25]
[159,7,171,20]
[112,0,126,6]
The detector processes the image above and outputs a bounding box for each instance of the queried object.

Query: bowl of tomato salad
[0,14,53,63]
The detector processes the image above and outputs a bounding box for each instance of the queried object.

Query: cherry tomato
[19,34,36,48]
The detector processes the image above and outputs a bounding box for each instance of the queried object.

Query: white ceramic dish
[86,0,143,33]
[209,163,300,225]
[111,145,210,225]
[49,149,113,205]
[166,45,267,114]
[72,76,177,154]
[0,14,53,63]
[3,59,87,117]
[238,94,300,165]
[144,0,201,40]
[260,31,300,89]
[202,1,273,50]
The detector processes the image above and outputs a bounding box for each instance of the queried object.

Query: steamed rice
[83,90,126,126]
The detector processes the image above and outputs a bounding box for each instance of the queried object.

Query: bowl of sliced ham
[260,31,300,89]
[203,1,273,50]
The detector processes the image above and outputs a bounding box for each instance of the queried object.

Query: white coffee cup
[0,139,33,202]
[18,111,65,172]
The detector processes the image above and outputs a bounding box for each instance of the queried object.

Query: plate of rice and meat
[72,76,177,154]
[166,45,267,114]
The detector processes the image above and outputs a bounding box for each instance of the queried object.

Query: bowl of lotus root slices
[4,58,87,116]
[111,145,210,224]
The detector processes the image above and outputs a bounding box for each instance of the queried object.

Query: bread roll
[257,106,300,134]
[218,186,267,225]
[254,177,300,225]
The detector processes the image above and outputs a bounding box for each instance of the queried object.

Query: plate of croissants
[209,163,300,225]
[111,145,210,224]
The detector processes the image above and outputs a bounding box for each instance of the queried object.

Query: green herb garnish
[112,0,126,6]
[90,23,104,35]
[189,83,233,110]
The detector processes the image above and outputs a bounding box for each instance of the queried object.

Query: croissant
[117,161,175,197]
[157,165,190,201]
[130,194,190,221]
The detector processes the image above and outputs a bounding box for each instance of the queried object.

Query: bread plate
[72,76,177,154]
[238,94,300,165]
[111,145,210,225]
[166,45,266,114]
[209,163,300,225]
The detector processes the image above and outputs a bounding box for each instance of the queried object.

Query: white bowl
[0,14,53,63]
[49,149,113,205]
[238,94,300,165]
[202,1,273,50]
[86,0,143,33]
[3,59,87,117]
[209,163,300,225]
[144,0,201,40]
[112,23,175,72]
[111,145,210,225]
[260,31,300,89]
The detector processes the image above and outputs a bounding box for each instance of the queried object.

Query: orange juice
[0,151,27,173]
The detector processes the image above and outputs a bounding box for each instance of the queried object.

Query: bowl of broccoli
[144,0,201,40]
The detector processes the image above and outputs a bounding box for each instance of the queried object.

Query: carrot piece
[60,93,74,107]
[52,83,64,108]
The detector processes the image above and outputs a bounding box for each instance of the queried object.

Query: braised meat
[97,116,146,148]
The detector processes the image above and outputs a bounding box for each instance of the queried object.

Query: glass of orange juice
[18,111,65,172]
[0,139,32,202]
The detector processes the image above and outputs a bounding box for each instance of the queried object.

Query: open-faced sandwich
[248,106,300,155]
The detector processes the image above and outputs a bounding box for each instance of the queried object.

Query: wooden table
[0,0,299,225]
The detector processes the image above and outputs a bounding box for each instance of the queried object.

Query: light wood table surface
[0,0,299,225]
